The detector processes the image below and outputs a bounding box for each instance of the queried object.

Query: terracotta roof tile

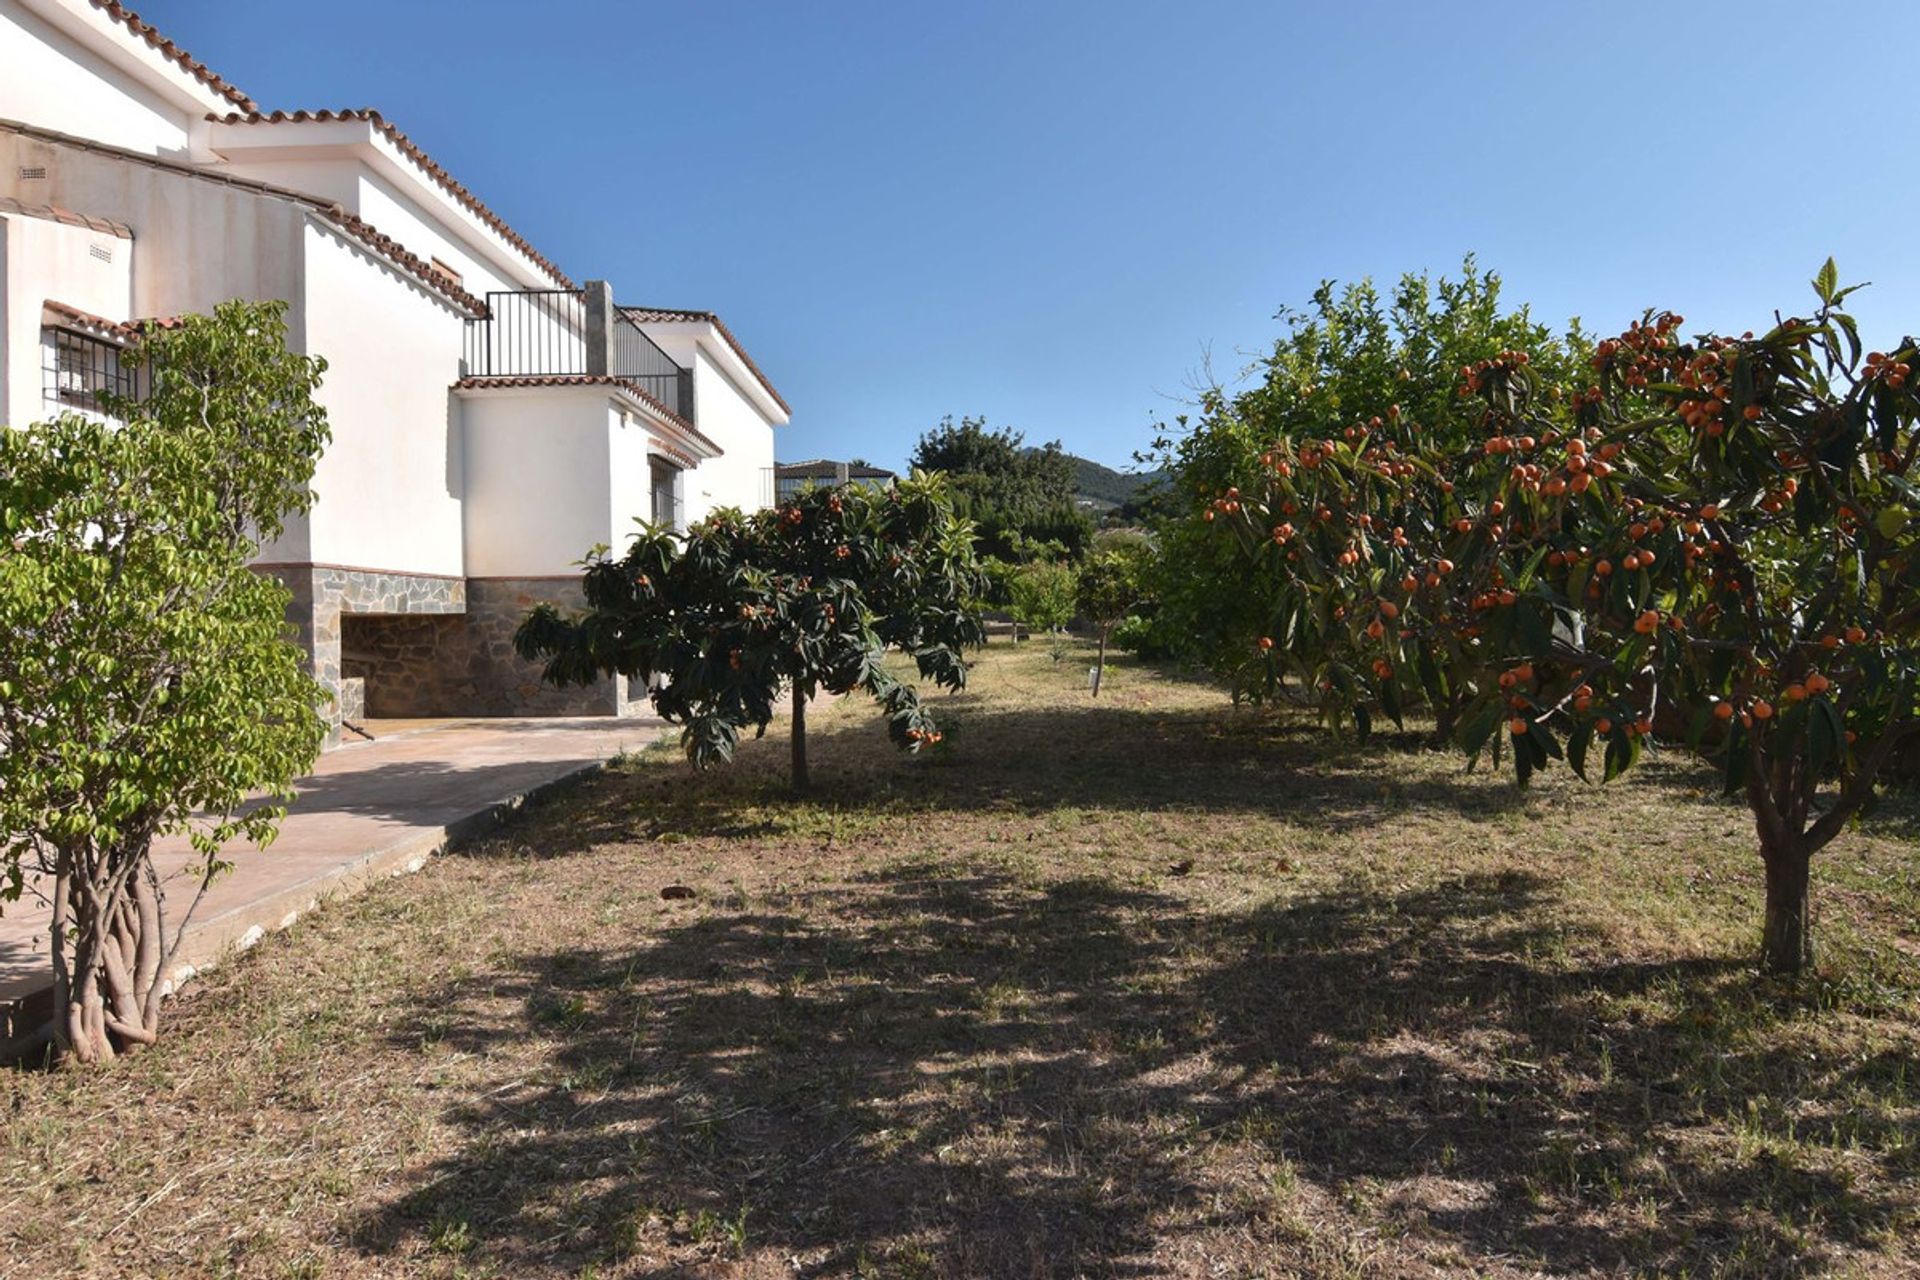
[622,306,792,417]
[453,374,722,457]
[0,195,132,237]
[320,206,489,315]
[90,1,256,111]
[210,109,573,288]
[41,299,184,340]
[1,120,487,317]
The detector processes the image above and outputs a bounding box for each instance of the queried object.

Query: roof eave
[205,110,574,290]
[622,307,792,425]
[20,0,255,116]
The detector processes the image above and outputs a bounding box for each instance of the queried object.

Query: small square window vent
[90,243,114,263]
[18,165,48,180]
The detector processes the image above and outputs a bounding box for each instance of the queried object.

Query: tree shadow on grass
[470,700,1548,864]
[354,867,1916,1276]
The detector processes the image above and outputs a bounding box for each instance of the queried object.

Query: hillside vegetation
[1061,451,1165,511]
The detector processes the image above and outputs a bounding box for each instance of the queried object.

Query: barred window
[43,326,143,417]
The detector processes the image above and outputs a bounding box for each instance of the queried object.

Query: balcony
[462,283,694,423]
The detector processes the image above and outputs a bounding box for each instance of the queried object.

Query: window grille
[42,326,144,417]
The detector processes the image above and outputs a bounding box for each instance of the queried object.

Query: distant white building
[774,458,897,502]
[0,0,790,737]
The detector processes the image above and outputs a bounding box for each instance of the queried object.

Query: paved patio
[1,715,668,1057]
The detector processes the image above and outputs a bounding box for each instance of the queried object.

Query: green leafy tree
[910,415,1093,560]
[1149,258,1585,727]
[1076,535,1153,696]
[1006,560,1078,657]
[0,301,331,1064]
[516,472,986,791]
[1200,261,1920,976]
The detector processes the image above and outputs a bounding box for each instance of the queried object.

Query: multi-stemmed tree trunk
[52,844,158,1062]
[46,818,228,1063]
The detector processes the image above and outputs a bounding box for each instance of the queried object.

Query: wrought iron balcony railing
[463,285,694,423]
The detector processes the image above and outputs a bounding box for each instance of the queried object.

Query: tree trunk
[1092,628,1107,698]
[49,866,74,1061]
[1759,833,1814,977]
[1431,688,1460,748]
[50,841,169,1065]
[790,685,810,793]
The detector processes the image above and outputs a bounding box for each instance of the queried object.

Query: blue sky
[148,1,1916,473]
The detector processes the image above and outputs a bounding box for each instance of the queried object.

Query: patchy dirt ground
[4,641,1918,1278]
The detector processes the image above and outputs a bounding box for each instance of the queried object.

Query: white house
[0,0,789,736]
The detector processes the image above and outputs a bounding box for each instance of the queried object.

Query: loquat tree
[515,471,987,792]
[1147,258,1585,713]
[1199,261,1919,977]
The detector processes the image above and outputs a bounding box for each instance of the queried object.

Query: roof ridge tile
[0,194,133,237]
[89,1,256,111]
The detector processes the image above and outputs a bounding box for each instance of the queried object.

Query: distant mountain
[1063,453,1166,512]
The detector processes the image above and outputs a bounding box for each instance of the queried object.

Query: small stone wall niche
[264,565,631,735]
[342,577,623,719]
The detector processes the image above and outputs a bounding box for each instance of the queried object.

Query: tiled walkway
[1,715,668,1055]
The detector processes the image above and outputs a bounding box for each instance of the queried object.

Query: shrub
[0,301,331,1063]
[1109,613,1158,655]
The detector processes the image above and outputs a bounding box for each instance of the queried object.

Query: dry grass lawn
[3,640,1919,1278]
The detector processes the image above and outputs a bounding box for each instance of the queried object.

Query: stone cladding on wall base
[262,566,635,737]
[344,577,631,719]
[263,564,467,744]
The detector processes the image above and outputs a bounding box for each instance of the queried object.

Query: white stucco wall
[460,386,618,578]
[642,327,779,524]
[683,348,776,522]
[608,405,660,546]
[0,1,197,157]
[300,218,468,577]
[0,131,483,573]
[207,121,561,296]
[351,168,530,298]
[2,128,314,565]
[197,155,362,217]
[0,132,308,325]
[208,152,525,299]
[0,210,131,429]
[352,167,588,381]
